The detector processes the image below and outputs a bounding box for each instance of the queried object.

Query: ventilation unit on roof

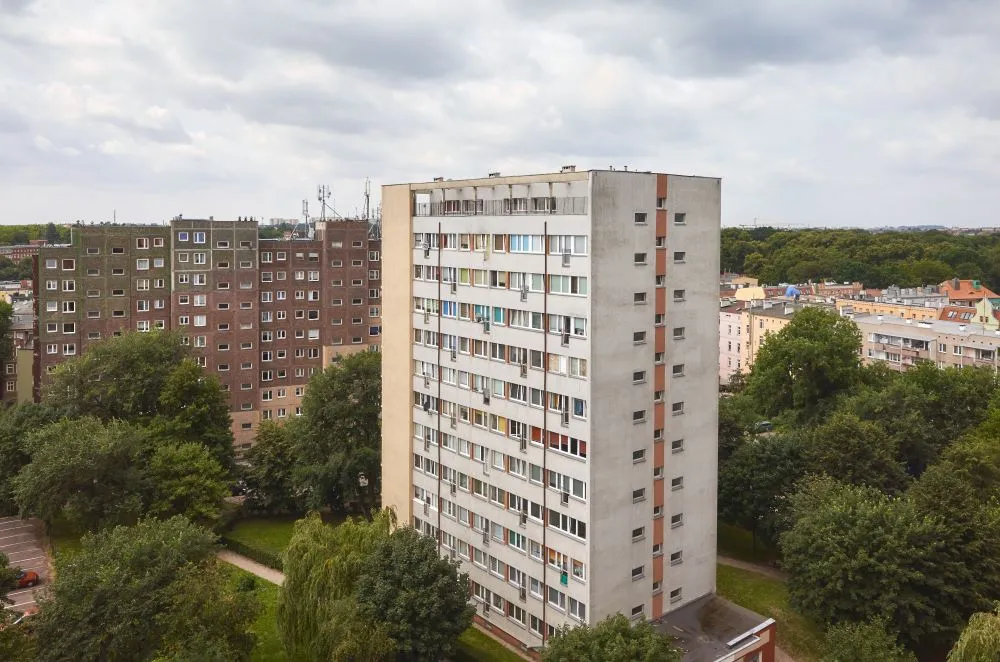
[488,172,501,178]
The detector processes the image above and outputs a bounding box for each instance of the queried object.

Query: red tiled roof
[939,279,999,301]
[939,305,976,322]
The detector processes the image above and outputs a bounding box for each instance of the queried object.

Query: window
[673,251,686,262]
[632,370,646,383]
[631,605,644,618]
[61,258,75,270]
[633,331,646,344]
[216,240,229,248]
[631,565,644,580]
[671,513,683,528]
[177,231,189,241]
[632,410,646,423]
[671,476,684,490]
[671,438,685,453]
[86,247,100,255]
[672,364,684,376]
[194,231,206,244]
[136,259,149,270]
[656,197,666,208]
[634,252,647,265]
[654,313,665,325]
[673,289,685,301]
[632,488,646,502]
[632,527,645,540]
[672,401,685,415]
[670,551,683,565]
[674,212,686,225]
[632,449,646,463]
[672,327,685,339]
[633,292,647,304]
[670,588,682,603]
[136,238,149,249]
[634,212,647,224]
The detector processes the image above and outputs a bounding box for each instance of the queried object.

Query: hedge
[220,535,284,572]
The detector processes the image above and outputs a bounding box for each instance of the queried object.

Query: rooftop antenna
[363,178,371,221]
[317,185,331,222]
[292,199,309,239]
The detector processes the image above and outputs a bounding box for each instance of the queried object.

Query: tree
[149,359,234,469]
[822,618,916,662]
[13,418,147,530]
[542,613,681,662]
[718,433,806,550]
[145,442,230,525]
[44,222,60,245]
[0,403,61,515]
[718,394,759,465]
[32,516,257,662]
[243,421,302,513]
[948,604,1000,662]
[277,511,396,662]
[780,476,953,650]
[0,551,17,604]
[0,552,33,660]
[805,411,909,493]
[295,351,381,515]
[44,330,190,422]
[355,527,474,661]
[745,307,861,419]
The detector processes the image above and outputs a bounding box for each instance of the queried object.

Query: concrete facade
[836,299,940,321]
[380,169,720,650]
[854,314,1000,372]
[719,302,745,384]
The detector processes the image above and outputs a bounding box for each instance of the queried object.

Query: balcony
[415,197,588,217]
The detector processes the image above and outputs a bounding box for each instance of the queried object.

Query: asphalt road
[1,516,48,613]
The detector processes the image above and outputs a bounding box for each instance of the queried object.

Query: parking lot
[1,516,49,613]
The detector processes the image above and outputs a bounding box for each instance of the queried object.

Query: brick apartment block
[34,218,381,451]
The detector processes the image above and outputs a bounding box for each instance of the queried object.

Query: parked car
[753,421,774,434]
[15,570,39,589]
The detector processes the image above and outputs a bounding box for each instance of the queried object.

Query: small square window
[632,449,646,463]
[631,566,644,580]
[654,313,665,326]
[633,331,646,344]
[634,212,647,225]
[674,213,686,225]
[673,251,686,263]
[669,588,682,603]
[633,252,647,265]
[673,289,685,301]
[672,364,684,376]
[632,370,645,383]
[631,527,645,540]
[671,477,684,491]
[632,488,646,502]
[672,402,684,415]
[653,428,664,440]
[671,439,684,453]
[672,327,685,339]
[656,197,666,209]
[670,551,683,566]
[633,292,647,304]
[631,605,644,618]
[654,352,664,364]
[670,513,683,528]
[632,410,646,423]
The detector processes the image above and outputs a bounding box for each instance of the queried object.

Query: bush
[220,536,283,572]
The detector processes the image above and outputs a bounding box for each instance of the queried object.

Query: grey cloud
[0,106,29,134]
[0,0,33,14]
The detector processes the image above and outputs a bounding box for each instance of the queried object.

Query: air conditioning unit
[450,281,457,294]
[520,362,527,378]
[450,482,457,495]
[450,347,457,361]
[561,491,569,506]
[561,331,570,346]
[519,437,527,453]
[519,587,527,601]
[562,250,571,267]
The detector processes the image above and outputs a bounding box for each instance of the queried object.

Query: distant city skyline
[2,1,1000,227]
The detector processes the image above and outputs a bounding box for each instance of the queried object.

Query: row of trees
[719,308,1000,659]
[721,226,1000,290]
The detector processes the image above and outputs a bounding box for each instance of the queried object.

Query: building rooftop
[853,314,1000,339]
[657,594,775,662]
[938,278,999,300]
[938,306,977,322]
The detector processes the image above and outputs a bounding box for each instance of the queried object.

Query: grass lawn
[717,521,780,565]
[453,626,526,662]
[716,564,824,662]
[220,564,287,662]
[226,513,345,556]
[47,517,85,560]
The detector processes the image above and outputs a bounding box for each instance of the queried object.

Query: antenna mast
[317,185,331,222]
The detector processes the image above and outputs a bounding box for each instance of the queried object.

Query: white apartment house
[381,168,721,652]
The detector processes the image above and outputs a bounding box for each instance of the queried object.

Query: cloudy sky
[2,0,999,228]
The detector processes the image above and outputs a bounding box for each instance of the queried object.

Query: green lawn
[717,521,781,565]
[453,626,526,662]
[716,564,824,662]
[220,565,287,662]
[226,516,300,556]
[47,517,85,560]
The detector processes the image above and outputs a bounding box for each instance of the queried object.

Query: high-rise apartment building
[381,169,720,650]
[34,218,381,450]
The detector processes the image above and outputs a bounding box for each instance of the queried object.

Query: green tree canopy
[745,307,861,419]
[805,411,909,493]
[821,618,916,662]
[294,351,381,514]
[948,604,1000,662]
[0,403,61,515]
[32,516,258,662]
[13,417,147,530]
[243,420,303,513]
[277,511,396,662]
[781,476,954,650]
[542,613,681,662]
[719,433,806,549]
[355,527,474,662]
[718,394,759,464]
[145,442,230,525]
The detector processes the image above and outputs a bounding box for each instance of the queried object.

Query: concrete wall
[380,184,415,526]
[662,174,720,609]
[719,310,742,384]
[588,171,658,621]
